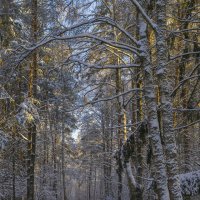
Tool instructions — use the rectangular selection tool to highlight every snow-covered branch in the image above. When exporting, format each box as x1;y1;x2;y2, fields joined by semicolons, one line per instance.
69;58;141;69
129;0;157;31
14;32;139;68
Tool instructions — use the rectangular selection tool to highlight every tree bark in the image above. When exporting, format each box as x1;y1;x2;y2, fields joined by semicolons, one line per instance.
27;0;38;199
138;16;170;200
155;0;183;199
61;116;68;200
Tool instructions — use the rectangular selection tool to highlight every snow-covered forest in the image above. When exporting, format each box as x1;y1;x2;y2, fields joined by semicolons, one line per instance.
0;0;200;199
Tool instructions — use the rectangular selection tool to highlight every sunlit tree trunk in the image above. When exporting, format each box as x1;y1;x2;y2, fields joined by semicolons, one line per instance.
138;10;170;199
27;0;38;199
178;0;195;173
0;0;14;48
116;67;123;200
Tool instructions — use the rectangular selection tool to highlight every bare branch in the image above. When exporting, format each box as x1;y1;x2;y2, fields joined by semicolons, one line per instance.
174;119;200;130
171;75;200;97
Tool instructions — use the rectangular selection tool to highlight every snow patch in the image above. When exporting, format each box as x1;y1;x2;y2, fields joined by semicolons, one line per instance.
179;170;200;196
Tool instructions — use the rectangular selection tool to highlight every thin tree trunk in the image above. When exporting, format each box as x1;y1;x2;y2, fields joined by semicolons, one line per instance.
93;167;96;200
12;113;16;200
102;110;108;198
134;9;147;199
27;1;38;199
88;153;92;200
53;121;58;199
61;117;67;200
116;67;123;200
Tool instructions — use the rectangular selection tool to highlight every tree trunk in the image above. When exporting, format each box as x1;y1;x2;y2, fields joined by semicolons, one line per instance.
116;67;123;200
178;0;195;173
12;106;16;200
27;1;38;199
61;116;68;200
138;16;170;200
155;0;183;199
